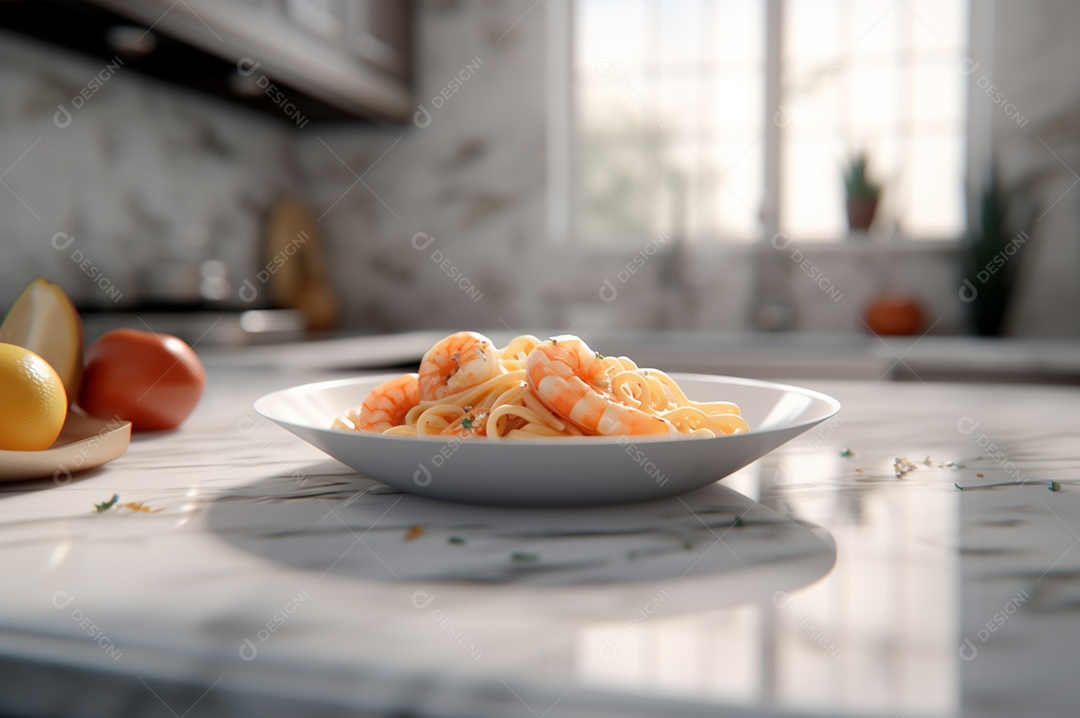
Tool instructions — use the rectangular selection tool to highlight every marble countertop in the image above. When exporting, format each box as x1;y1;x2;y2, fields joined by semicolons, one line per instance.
1;362;1079;717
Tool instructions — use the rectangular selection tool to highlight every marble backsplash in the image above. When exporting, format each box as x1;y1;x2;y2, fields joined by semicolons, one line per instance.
293;0;550;333
0;31;295;311
0;0;1065;337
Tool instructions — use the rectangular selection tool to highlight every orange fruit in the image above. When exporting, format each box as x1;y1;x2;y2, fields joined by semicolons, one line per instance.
0;343;68;451
0;277;84;405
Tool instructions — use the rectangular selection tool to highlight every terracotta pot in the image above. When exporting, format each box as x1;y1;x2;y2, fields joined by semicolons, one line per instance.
846;195;879;232
862;292;924;336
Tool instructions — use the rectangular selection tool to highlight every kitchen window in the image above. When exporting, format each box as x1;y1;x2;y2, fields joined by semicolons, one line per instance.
565;0;970;245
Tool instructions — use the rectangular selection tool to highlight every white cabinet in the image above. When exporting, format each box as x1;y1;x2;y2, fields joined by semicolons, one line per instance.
0;0;413;123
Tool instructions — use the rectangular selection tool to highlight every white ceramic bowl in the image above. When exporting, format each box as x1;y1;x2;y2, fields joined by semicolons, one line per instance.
254;374;840;506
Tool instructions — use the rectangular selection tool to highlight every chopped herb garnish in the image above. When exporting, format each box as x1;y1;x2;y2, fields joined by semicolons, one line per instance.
93;494;119;513
461;417;473;429
839;448;854;457
511;551;539;563
733;515;744;527
1049;481;1062;492
121;501;162;514
448;536;466;545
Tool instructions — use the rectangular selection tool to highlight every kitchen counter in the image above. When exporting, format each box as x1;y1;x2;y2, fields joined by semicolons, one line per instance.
1;361;1079;717
200;331;1080;384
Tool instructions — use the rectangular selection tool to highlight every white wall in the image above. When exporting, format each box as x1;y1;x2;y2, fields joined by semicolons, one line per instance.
981;0;1080;337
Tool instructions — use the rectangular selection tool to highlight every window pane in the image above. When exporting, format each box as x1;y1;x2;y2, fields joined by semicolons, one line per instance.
658;78;701;135
576;0;649;72
848;63;900;129
908;0;969;51
707;0;766;66
847;0;904;54
574;0;967;244
901;132;965;236
708;75;764;133
706;139;764;241
912;59;965;124
779;0;967;239
782;137;845;239
783;0;844;63
575;0;765;244
779;56;844;133
577;134;653;240
657;0;701;68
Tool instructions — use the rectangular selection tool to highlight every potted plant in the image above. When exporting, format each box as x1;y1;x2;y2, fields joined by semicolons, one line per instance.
843;152;882;232
961;164;1033;336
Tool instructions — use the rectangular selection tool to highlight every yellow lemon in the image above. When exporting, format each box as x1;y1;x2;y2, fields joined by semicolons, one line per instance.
0;342;68;451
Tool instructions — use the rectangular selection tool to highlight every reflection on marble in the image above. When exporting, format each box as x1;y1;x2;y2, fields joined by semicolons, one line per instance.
207;473;835;590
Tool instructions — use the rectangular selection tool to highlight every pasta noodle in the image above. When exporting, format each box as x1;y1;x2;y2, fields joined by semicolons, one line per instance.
333;332;750;439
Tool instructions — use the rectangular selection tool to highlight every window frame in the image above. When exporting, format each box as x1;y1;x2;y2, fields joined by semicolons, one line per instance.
551;0;984;251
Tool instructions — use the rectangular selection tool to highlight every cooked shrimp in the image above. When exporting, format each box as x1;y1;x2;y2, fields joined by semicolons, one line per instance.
418;331;502;401
350;373;420;432
525;337;676;437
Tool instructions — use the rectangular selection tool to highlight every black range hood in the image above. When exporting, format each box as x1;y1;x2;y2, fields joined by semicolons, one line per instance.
0;0;412;124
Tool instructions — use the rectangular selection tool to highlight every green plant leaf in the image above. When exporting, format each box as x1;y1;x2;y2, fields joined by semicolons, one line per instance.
93;494;119;513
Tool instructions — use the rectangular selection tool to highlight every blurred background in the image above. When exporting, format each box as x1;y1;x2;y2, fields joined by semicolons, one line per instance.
0;0;1077;378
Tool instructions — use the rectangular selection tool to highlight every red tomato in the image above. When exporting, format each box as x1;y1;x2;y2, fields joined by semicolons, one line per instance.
78;329;206;431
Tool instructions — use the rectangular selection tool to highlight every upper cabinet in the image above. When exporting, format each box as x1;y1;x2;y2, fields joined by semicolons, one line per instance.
0;0;413;124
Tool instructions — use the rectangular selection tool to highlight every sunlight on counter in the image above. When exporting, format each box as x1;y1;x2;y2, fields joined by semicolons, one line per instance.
576;459;959;716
